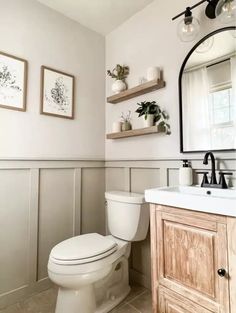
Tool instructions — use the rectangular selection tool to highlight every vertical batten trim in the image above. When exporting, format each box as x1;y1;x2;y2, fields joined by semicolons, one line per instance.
73;168;82;236
124;167;131;192
160;168;168;186
28;168;40;284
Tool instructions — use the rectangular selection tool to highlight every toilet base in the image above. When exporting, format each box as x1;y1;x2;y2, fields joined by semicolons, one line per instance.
94;255;130;312
54;254;130;313
55;285;96;313
95;286;130;313
55;284;130;313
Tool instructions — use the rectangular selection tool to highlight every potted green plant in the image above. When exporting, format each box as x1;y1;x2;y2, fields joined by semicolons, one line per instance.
107;64;129;94
120;111;132;131
136;101;171;134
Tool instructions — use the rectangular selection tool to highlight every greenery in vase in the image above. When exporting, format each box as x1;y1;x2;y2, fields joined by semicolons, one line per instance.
107;64;129;81
135;101;171;134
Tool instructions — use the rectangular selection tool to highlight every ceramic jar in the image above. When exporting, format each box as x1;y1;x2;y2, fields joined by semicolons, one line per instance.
112;80;126;94
121;122;132;131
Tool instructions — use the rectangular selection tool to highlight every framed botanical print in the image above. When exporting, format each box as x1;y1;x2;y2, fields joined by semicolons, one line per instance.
0;51;27;111
40;66;75;119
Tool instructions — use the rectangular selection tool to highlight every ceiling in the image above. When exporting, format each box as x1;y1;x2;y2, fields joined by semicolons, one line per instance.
36;0;154;35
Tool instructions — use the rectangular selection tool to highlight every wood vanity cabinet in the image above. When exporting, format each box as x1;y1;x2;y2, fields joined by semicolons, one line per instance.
150;204;236;313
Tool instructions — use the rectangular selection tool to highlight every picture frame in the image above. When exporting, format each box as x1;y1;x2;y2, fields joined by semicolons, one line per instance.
40;66;75;119
0;51;27;111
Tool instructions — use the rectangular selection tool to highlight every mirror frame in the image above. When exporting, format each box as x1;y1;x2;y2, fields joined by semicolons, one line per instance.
179;26;236;153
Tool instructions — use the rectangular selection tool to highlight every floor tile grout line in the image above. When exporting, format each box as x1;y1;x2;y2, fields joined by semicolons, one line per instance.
127;303;142;313
125;289;148;305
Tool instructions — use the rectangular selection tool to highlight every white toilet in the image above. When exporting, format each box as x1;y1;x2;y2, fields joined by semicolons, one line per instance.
48;191;149;313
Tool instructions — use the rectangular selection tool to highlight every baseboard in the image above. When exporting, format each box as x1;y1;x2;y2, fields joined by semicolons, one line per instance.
0;278;52;309
130;268;151;290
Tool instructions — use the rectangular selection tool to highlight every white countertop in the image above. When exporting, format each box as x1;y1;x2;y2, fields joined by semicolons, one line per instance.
145;186;236;217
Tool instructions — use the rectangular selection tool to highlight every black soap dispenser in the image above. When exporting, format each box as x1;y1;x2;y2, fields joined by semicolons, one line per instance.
179;160;193;186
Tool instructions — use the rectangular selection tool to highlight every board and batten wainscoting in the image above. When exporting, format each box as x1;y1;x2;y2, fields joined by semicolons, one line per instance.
105;157;236;290
1;157;235;308
0;159;105;309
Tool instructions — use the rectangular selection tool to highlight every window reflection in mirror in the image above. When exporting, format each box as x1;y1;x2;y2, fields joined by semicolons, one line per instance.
181;28;236;152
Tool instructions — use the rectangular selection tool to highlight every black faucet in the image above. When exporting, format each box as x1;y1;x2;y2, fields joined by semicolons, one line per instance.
197;151;233;189
203;152;217;184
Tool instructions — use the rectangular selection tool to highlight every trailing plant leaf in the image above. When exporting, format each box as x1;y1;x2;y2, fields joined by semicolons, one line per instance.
155;115;162;123
162;111;169;119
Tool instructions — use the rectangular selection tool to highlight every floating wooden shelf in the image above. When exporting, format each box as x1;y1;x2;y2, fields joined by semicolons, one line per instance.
106;125;164;139
107;79;166;104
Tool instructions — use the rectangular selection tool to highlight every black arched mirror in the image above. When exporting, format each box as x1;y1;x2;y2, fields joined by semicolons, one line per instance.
179;27;236;153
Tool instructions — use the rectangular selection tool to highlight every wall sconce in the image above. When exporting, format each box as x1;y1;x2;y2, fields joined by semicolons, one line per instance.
173;0;236;42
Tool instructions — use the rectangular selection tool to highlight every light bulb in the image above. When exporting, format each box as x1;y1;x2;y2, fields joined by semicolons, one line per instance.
216;0;236;24
177;16;200;42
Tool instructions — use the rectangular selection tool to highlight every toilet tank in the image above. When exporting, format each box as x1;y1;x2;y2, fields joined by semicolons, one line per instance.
105;191;149;241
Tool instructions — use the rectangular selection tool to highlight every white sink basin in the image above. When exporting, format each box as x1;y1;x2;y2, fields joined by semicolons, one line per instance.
145;186;236;217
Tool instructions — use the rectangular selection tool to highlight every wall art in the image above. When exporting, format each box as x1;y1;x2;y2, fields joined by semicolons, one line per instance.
0;51;27;111
41;66;75;119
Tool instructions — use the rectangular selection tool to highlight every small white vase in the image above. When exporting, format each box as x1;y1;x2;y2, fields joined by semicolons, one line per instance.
144;114;154;127
112;80;126;94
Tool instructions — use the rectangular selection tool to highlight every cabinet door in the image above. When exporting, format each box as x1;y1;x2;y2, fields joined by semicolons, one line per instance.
159;286;213;313
152;205;230;313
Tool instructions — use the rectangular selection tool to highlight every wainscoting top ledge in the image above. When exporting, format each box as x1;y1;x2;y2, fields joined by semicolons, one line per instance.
0;157;105;161
105;156;236;162
0;155;235;162
0;159;105;169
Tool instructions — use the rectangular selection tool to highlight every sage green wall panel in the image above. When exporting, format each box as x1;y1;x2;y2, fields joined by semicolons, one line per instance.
168;168;179;186
130;168;160;193
105;168;126;191
0;170;30;295
81;168;105;235
37;169;75;280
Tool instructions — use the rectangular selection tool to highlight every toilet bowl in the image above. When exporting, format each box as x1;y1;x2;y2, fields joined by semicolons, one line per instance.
48;191;149;313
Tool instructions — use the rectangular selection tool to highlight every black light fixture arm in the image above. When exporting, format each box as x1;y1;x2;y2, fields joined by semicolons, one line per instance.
172;0;207;20
172;0;219;21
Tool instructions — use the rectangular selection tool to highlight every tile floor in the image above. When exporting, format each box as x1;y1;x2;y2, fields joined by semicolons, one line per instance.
0;284;152;313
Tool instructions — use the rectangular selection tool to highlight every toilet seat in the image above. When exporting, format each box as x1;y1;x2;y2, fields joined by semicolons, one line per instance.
50;233;118;265
48;235;130;276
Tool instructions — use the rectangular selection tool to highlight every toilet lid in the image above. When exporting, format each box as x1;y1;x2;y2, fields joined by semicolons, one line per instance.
50;233;117;265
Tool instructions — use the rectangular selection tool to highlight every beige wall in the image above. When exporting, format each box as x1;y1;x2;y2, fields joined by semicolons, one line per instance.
0;0;105;159
105;0;235;160
0;160;105;309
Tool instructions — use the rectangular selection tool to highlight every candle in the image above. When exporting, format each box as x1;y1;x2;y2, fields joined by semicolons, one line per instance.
112;121;122;133
146;67;160;81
